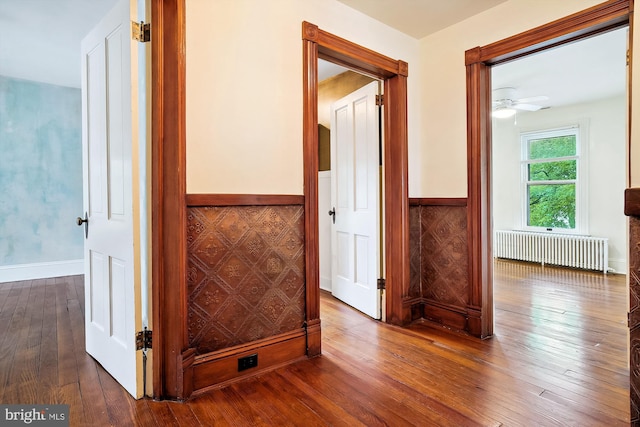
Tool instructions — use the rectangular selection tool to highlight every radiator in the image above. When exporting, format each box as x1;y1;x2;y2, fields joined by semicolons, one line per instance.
494;230;609;273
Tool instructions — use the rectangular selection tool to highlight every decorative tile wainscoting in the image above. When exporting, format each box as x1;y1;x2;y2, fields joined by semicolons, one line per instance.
629;216;640;424
187;205;305;353
183;194;470;392
409;207;422;300
625;188;640;424
185;195;307;393
409;199;470;332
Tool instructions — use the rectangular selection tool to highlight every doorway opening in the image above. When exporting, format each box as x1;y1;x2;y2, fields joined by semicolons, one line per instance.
302;22;411;356
317;60;384;319
465;0;631;338
491;28;627;277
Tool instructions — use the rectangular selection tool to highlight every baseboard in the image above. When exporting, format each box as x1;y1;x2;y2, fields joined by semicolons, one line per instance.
0;259;84;283
191;329;307;393
608;258;627;275
423;299;468;331
320;276;332;292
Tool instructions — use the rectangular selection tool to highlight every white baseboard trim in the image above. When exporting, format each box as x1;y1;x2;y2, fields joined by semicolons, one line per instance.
0;259;84;283
320;276;332;292
607;258;627;275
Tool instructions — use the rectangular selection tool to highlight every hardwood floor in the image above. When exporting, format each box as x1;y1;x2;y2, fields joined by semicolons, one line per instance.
0;260;629;426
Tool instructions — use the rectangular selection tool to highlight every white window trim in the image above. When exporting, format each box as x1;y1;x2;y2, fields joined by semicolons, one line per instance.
519;123;589;235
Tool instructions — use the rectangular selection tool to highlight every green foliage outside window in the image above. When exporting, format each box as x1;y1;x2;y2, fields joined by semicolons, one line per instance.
525;134;577;230
529;135;576;159
529;160;576;181
528;184;576;228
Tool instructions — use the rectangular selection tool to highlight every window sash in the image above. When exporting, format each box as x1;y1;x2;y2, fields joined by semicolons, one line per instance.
526;179;576;186
520;126;582;233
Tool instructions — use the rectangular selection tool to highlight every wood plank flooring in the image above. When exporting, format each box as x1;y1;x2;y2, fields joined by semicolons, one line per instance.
0;260;629;426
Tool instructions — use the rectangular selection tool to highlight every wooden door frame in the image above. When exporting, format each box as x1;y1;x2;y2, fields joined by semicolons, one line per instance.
151;0;193;400
465;0;631;338
148;9;412;399
302;22;411;349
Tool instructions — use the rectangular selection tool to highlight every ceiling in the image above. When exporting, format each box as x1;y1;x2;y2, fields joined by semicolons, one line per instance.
0;0;119;88
336;0;507;39
492;27;627;110
324;1;627;111
0;0;628;109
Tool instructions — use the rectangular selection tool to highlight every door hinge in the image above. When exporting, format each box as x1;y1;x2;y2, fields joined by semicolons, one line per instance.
377;278;386;290
627;49;631;66
376;94;384;106
132;21;151;43
136;328;152;350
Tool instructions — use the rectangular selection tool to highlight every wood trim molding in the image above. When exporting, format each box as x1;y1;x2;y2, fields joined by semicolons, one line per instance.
191;330;307;394
194;329;305;365
409;198;468;207
464;0;631;339
303;34;321;357
305;318;322;357
424;300;468;331
302;21;406;79
178;348;196;399
186;194;304;207
384;74;411;326
625;188;640;216
401;296;423;307
465;0;631;66
466;59;493;339
302;22;411;329
151;0;191;400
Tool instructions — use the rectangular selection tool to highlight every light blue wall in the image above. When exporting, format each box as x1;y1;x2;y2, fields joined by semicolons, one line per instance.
0;75;83;266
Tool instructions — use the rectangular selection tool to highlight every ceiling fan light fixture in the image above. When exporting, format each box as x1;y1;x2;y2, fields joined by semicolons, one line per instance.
492;107;516;119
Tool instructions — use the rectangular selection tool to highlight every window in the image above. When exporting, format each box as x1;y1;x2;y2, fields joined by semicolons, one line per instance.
521;127;583;232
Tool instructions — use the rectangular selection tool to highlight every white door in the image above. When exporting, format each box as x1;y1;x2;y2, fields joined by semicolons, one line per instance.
80;0;143;398
330;81;381;319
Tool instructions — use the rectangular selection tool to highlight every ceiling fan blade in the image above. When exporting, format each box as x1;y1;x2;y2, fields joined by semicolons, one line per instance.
516;95;548;103
514;103;542;111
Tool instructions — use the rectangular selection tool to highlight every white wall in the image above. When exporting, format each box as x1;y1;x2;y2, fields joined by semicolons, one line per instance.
186;0;640;197
418;0;606;197
318;171;332;291
493;95;627;272
186;0;420;195
185;0;640;272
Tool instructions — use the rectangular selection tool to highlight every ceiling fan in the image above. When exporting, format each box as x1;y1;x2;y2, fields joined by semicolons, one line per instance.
492;87;549;118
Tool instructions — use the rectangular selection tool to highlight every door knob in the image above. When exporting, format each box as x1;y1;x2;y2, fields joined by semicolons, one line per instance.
76;212;89;238
328;207;336;224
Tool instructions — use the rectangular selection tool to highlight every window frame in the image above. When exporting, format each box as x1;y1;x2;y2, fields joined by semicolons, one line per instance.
520;125;587;234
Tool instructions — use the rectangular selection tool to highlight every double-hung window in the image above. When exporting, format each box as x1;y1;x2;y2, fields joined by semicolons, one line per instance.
521;127;582;233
